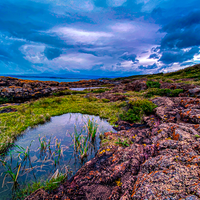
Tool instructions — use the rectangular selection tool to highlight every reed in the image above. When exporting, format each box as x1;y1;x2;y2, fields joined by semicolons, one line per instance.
86;118;98;140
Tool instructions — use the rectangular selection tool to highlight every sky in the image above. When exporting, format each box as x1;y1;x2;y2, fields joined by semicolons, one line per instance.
1;0;200;77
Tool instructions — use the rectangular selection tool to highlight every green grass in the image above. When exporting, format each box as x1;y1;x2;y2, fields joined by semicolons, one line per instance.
15;174;67;199
53;88;110;97
115;138;130;147
0;95;124;153
53;89;88;96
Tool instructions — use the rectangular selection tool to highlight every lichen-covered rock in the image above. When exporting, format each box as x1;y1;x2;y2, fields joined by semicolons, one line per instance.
125;80;147;92
26;97;200;200
189;87;200;97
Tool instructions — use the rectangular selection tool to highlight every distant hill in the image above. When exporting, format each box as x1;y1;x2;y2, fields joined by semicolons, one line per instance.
112;64;200;81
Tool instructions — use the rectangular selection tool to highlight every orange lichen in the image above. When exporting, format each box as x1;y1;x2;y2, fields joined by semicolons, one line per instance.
115;178;122;186
194;124;200;129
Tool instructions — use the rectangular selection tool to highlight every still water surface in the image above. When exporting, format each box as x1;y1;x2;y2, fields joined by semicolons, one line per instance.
0;113;115;199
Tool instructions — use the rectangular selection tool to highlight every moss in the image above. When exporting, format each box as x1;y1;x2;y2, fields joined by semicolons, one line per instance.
0;95;124;153
102;98;110;103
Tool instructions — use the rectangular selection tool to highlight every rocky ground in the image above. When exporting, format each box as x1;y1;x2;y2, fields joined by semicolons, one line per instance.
96;79;200;101
1;76;200;103
26;96;200;200
1;70;200;200
0;77;109;102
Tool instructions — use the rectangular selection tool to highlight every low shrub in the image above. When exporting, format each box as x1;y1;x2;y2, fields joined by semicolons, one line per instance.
145;88;183;98
0;97;10;104
146;81;161;88
120;99;157;123
53;90;87;96
169;89;184;97
91;88;110;93
166;79;174;83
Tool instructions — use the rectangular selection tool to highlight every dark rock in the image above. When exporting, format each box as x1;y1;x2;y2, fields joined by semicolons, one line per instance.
0;108;17;114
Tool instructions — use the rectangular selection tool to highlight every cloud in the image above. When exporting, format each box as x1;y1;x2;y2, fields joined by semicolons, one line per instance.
44;47;62;60
120;52;138;63
111;22;135;32
149;53;159;59
139;63;158;70
108;0;127;7
159;47;200;64
1;0;200;76
51;27;113;44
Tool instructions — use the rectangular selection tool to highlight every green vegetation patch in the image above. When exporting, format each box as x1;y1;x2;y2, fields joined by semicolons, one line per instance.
15;174;66;199
145;88;184;98
53;88;110;97
146;81;161;88
0;95;124;153
53;89;88;96
0;97;10;104
112;64;200;82
91;88;110;93
120;99;157;123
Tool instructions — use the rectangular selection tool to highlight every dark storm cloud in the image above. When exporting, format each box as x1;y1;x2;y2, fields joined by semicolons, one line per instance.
149;54;159;59
159;10;200;47
44;47;62;60
150;7;200;67
139;63;158;70
1;0;200;75
120;53;137;62
159;47;200;64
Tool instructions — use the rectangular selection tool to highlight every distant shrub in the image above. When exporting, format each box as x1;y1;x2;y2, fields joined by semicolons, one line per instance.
146;81;161;88
120;99;157;122
0;97;10;104
145;88;183;98
166;79;174;83
85;94;98;102
53;90;87;96
169;89;184;97
91;88;110;93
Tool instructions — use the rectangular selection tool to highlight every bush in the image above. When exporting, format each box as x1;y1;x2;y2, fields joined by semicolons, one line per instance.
53;90;87;96
145;88;183;98
91;88;110;93
120;99;157;123
146;81;161;88
0;97;10;104
120;107;141;122
166;79;174;83
169;89;184;97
